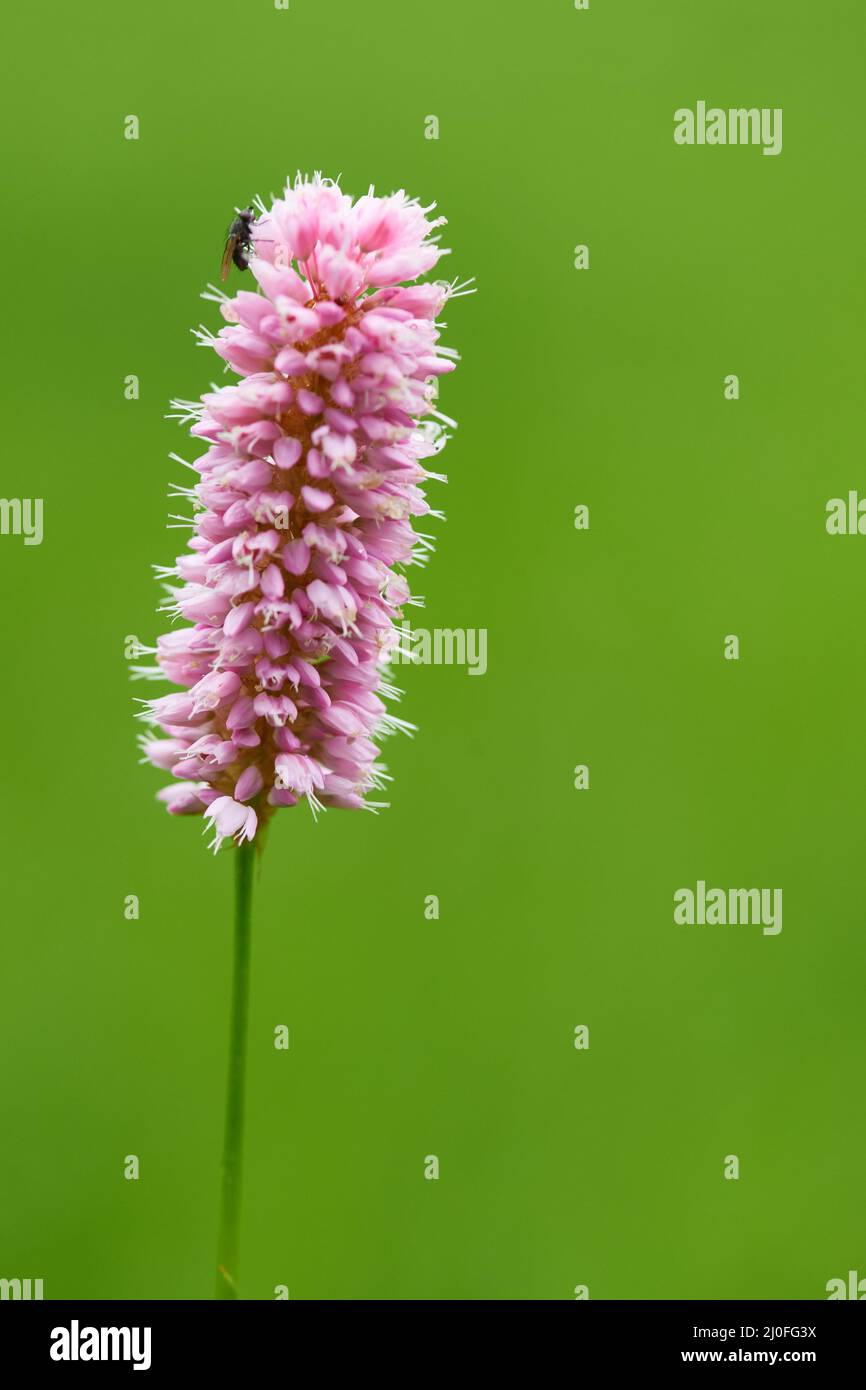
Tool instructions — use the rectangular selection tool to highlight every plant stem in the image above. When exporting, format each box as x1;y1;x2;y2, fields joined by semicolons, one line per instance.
215;840;255;1299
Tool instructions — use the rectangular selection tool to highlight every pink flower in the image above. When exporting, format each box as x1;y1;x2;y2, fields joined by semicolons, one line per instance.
203;797;258;853
139;174;470;848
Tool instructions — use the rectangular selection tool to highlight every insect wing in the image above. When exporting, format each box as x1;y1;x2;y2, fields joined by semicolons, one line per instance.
220;233;237;282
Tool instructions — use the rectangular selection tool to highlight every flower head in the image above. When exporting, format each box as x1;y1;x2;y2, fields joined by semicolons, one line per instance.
138;174;468;849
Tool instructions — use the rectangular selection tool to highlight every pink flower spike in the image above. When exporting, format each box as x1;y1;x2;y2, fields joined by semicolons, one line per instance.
139;172;467;848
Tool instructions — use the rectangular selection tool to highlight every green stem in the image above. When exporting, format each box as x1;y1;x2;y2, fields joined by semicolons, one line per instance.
215;840;255;1299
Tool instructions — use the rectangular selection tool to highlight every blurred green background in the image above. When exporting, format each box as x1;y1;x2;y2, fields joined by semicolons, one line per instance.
1;0;864;1300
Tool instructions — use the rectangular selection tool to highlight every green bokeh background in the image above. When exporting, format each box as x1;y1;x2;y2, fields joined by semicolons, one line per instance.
1;0;864;1300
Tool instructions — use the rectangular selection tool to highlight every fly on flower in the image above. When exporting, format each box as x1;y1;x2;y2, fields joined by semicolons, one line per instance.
220;207;256;281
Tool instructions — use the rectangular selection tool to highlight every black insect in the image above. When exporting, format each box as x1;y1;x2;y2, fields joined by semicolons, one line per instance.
220;208;255;281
